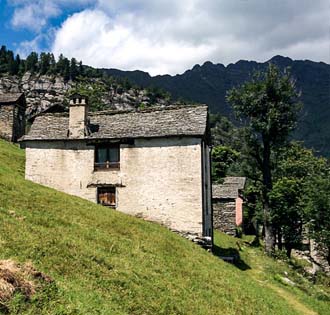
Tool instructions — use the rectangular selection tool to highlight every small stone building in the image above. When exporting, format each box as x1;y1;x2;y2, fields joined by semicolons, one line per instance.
212;177;246;236
20;95;213;242
0;93;26;142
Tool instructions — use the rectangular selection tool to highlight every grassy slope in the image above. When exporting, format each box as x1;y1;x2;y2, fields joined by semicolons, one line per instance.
0;139;328;315
214;233;330;315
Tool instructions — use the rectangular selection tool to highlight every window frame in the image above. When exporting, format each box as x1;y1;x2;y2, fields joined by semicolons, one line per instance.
94;143;120;171
97;186;116;208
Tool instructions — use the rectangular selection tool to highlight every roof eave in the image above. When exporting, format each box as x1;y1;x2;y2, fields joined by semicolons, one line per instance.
20;133;206;142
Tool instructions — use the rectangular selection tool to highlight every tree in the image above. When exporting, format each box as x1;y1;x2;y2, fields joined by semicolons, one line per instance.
227;64;302;254
48;53;56;75
270;143;327;257
7;50;16;75
25;52;39;73
67;79;107;111
0;45;8;73
306;163;330;265
62;57;70;81
56;53;70;79
39;52;51;75
210;114;240;146
78;61;84;77
70;58;78;80
211;146;239;184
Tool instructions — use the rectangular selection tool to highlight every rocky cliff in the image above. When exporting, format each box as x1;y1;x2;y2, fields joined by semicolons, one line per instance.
0;73;171;118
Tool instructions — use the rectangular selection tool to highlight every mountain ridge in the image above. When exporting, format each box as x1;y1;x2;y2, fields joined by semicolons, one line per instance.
103;56;330;156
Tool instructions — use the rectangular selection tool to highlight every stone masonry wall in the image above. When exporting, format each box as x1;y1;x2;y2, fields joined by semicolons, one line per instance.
0;105;14;141
25;137;203;235
213;199;236;236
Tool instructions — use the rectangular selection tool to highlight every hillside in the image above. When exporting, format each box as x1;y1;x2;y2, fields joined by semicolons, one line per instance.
104;56;330;156
0;139;329;314
0;73;171;119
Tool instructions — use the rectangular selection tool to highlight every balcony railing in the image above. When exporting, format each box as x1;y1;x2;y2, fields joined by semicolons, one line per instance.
94;161;120;171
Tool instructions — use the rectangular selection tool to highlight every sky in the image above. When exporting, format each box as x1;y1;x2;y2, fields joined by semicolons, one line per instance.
0;0;329;76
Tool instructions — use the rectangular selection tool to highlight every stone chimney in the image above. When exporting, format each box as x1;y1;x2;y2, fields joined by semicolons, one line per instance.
68;93;89;138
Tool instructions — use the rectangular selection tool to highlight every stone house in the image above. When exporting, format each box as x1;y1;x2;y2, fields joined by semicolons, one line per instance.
20;94;213;243
0;93;26;142
212;177;246;236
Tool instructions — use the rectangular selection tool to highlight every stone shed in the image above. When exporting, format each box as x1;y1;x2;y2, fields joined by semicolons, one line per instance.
212;177;246;236
0;93;26;142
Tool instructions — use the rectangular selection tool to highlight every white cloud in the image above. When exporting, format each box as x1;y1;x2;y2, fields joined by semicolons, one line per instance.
11;2;59;31
52;9;217;75
10;0;95;31
9;0;330;74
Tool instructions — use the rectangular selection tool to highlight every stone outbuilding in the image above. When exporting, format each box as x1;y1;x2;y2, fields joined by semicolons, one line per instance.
212;177;246;236
0;93;26;142
20;94;213;244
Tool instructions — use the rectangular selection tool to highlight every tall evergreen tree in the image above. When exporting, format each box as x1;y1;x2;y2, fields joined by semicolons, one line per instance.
78;61;84;77
70;58;78;80
39;52;51;75
25;52;39;73
6;50;16;75
48;53;56;75
0;45;8;73
62;57;70;81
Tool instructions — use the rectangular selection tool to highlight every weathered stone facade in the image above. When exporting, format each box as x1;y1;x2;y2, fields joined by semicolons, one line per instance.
25;137;205;235
0;93;26;142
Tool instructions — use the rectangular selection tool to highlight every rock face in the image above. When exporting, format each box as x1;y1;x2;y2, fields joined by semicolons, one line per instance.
0;73;69;118
0;73;170;118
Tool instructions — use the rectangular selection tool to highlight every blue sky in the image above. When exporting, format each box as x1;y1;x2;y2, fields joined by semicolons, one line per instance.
0;0;329;75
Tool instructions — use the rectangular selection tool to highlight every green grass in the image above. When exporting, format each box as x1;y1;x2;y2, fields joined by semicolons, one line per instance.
214;233;330;315
0;139;329;315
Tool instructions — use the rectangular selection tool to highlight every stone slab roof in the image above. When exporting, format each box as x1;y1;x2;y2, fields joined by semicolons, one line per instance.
212;177;246;199
0;93;24;104
223;177;246;190
213;185;238;199
21;105;208;141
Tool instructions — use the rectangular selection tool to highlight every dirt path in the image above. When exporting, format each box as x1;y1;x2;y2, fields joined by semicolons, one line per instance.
267;284;318;315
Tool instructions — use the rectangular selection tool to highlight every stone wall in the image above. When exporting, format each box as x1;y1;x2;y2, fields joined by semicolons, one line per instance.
213;199;237;236
0;105;14;141
25;137;204;235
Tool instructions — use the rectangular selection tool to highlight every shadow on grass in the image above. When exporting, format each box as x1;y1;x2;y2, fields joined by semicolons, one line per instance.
212;244;251;271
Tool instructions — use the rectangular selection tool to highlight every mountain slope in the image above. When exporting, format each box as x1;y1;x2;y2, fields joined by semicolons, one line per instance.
0;139;328;314
104;56;330;156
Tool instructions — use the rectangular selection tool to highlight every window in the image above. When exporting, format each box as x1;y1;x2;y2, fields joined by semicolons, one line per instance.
97;187;116;208
95;143;120;170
